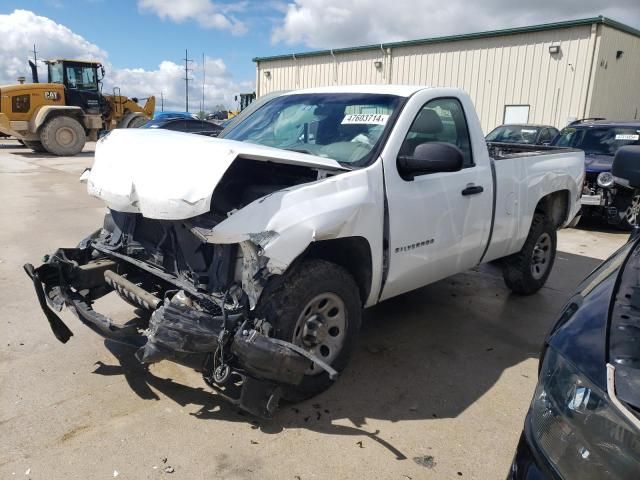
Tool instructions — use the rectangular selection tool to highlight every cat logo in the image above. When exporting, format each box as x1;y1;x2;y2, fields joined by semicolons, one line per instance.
44;91;59;100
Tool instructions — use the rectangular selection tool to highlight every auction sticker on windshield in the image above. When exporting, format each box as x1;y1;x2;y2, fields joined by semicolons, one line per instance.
342;114;389;125
616;134;640;141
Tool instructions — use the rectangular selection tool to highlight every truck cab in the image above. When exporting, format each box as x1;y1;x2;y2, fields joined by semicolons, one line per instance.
45;59;107;116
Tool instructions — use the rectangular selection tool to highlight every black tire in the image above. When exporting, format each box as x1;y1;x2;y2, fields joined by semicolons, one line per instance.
255;259;362;402
613;190;640;231
22;140;47;153
126;115;148;128
502;213;556;295
40;116;86;156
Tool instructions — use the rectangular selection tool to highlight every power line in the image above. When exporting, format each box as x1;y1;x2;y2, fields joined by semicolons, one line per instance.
182;49;194;112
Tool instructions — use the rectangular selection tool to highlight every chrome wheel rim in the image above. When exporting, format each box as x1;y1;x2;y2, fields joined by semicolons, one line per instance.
531;233;551;280
625;195;640;226
293;292;346;376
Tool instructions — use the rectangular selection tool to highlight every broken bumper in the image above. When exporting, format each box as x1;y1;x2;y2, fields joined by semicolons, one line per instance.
23;247;335;417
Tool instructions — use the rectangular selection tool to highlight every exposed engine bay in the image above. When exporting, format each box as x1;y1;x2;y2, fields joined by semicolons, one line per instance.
24;157;339;418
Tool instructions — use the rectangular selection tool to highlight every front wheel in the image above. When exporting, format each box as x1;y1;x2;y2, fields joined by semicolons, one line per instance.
255;259;362;402
502;213;556;295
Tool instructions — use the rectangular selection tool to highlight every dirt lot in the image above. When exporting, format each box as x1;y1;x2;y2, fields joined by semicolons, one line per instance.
0;139;629;479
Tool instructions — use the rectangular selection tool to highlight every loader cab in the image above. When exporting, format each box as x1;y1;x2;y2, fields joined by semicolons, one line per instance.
46;60;106;115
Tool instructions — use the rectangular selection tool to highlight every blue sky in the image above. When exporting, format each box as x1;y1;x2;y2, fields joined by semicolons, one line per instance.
3;0;290;81
1;0;639;110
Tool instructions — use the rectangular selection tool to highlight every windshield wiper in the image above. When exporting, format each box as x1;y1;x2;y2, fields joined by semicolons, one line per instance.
283;148;312;155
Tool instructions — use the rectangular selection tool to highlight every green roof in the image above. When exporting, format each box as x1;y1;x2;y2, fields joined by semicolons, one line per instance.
253;16;640;63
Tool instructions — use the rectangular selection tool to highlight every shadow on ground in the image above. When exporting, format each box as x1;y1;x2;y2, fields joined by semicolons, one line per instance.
92;251;604;460
9;150;94;158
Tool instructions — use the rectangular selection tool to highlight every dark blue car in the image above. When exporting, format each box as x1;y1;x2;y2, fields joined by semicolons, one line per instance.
508;146;640;479
552;121;640;229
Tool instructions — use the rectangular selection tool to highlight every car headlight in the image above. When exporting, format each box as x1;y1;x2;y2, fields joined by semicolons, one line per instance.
597;172;614;188
530;348;640;479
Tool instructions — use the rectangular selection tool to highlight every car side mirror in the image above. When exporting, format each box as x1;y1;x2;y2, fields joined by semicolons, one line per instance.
612;146;640;189
397;142;464;180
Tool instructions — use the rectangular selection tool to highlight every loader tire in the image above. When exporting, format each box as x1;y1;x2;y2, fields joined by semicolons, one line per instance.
255;259;362;402
40;116;86;156
126;116;148;128
23;140;47;153
502;213;556;295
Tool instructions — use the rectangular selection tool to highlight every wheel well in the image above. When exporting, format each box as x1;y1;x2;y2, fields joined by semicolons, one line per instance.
38;110;84;131
302;237;372;305
535;190;570;228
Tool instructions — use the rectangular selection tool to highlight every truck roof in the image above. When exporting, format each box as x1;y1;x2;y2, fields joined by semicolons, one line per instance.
568;121;640;129
287;84;430;97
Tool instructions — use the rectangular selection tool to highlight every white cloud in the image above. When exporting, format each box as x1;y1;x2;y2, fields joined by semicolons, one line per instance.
137;0;247;34
0;10;252;112
109;57;254;112
0;9;107;84
271;0;640;48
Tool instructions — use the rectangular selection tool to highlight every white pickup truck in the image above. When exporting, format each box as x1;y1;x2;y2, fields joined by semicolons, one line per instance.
24;85;584;416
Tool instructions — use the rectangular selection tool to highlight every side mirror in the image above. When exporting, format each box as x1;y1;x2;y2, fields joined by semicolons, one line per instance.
612;146;640;189
397;142;464;180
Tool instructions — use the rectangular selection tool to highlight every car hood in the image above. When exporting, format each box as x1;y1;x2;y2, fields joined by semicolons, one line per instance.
87;129;347;220
547;239;638;393
584;153;614;173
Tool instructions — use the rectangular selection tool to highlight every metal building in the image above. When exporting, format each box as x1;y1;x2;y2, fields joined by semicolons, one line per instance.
254;17;640;132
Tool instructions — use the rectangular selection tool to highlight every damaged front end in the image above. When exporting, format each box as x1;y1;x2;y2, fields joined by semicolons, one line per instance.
24;210;336;418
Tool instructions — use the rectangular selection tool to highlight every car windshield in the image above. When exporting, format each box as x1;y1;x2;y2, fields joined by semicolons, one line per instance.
222;93;404;165
486;125;541;144
552;126;640;155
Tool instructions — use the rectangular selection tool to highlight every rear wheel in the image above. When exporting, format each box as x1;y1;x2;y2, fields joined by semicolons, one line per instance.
23;140;47;153
614;191;640;230
255;259;361;401
502;213;556;295
40;116;86;156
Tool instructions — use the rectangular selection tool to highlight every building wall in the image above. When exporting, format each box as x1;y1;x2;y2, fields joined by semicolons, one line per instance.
256;25;599;132
588;25;640;120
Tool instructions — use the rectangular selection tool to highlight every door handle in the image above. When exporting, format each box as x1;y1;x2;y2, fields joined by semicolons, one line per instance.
461;185;484;196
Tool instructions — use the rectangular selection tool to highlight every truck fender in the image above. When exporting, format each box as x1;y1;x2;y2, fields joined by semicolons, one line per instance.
195;168;384;308
31;106;84;132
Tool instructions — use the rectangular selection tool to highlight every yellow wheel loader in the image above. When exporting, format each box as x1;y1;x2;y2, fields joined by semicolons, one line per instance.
0;59;155;155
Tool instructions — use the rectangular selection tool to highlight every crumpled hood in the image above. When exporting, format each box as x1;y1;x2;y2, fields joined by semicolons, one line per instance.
87;129;346;220
584;153;614;173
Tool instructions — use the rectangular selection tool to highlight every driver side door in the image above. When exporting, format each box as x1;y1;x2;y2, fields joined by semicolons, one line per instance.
380;91;493;300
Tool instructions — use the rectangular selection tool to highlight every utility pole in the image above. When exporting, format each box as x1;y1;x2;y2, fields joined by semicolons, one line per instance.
160;91;164;112
32;44;38;64
182;49;193;112
201;53;206;118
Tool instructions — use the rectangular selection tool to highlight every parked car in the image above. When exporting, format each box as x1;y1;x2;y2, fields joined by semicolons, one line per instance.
207;111;229;121
551;121;640;229
486;124;560;145
23;85;584;417
153;111;199;121
508;146;640;480
140;117;223;137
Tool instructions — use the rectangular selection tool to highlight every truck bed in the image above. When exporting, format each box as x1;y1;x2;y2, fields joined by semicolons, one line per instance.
487;142;580;160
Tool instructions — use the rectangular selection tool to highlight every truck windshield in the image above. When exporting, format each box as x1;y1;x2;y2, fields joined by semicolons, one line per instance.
222;93;403;165
552;127;640;155
486;125;541;144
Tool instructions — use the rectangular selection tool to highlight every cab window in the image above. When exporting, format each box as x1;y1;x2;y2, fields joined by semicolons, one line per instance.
65;66;98;91
400;98;473;167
